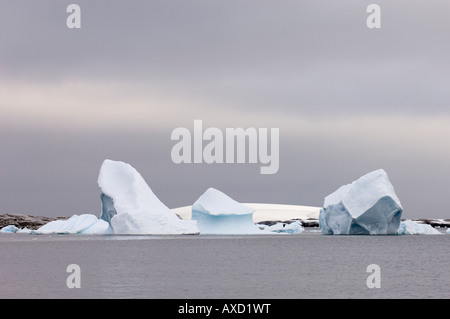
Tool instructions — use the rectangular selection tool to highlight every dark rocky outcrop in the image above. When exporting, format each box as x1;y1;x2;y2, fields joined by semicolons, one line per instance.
0;214;68;230
257;218;319;228
408;218;450;228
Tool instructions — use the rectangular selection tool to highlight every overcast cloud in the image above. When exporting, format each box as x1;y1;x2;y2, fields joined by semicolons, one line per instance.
0;1;449;218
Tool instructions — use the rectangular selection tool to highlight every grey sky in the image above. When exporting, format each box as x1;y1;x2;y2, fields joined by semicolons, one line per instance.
0;1;449;218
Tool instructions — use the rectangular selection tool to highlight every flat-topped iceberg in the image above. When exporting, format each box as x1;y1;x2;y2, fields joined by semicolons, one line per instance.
319;169;403;235
34;214;113;235
192;188;264;234
396;220;441;235
98;159;198;235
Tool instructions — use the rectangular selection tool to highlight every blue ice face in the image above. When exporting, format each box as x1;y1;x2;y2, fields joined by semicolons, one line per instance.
100;193;117;224
320;196;402;235
192;209;262;235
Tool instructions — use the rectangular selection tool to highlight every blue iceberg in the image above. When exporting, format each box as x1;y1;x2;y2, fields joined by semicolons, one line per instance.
0;225;31;234
0;225;20;233
319;169;403;235
192;188;264;234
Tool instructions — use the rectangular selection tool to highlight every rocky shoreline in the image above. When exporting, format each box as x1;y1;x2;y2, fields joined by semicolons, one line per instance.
257;218;320;227
257;218;450;228
0;214;68;230
2;213;449;231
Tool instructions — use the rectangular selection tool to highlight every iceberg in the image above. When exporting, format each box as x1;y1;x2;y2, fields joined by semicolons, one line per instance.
263;221;305;234
34;214;113;235
17;227;32;234
319;169;403;235
81;217;114;235
447;228;450;234
0;225;19;233
191;188;264;234
0;224;32;234
98;159;198;235
396;220;441;235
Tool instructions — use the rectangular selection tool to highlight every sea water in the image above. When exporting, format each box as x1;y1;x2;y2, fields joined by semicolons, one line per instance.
0;229;448;299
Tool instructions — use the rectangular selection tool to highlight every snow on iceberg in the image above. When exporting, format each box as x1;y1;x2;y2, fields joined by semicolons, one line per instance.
319;169;403;235
97;159;198;235
396;220;441;235
34;214;113;235
191;188;264;234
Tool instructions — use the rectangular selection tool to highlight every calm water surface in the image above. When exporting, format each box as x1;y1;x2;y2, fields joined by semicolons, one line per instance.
0;229;449;298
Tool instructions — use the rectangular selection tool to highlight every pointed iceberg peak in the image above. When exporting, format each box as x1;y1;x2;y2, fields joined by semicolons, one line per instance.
192;188;263;234
98;159;171;223
97;159;199;235
320;169;403;235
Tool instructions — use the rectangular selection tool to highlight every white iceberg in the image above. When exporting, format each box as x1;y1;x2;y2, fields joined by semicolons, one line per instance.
81;217;114;235
191;188;264;234
17;227;32;234
263;221;305;234
34;214;113;235
319;169;403;235
98;159;198;235
396;220;441;235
